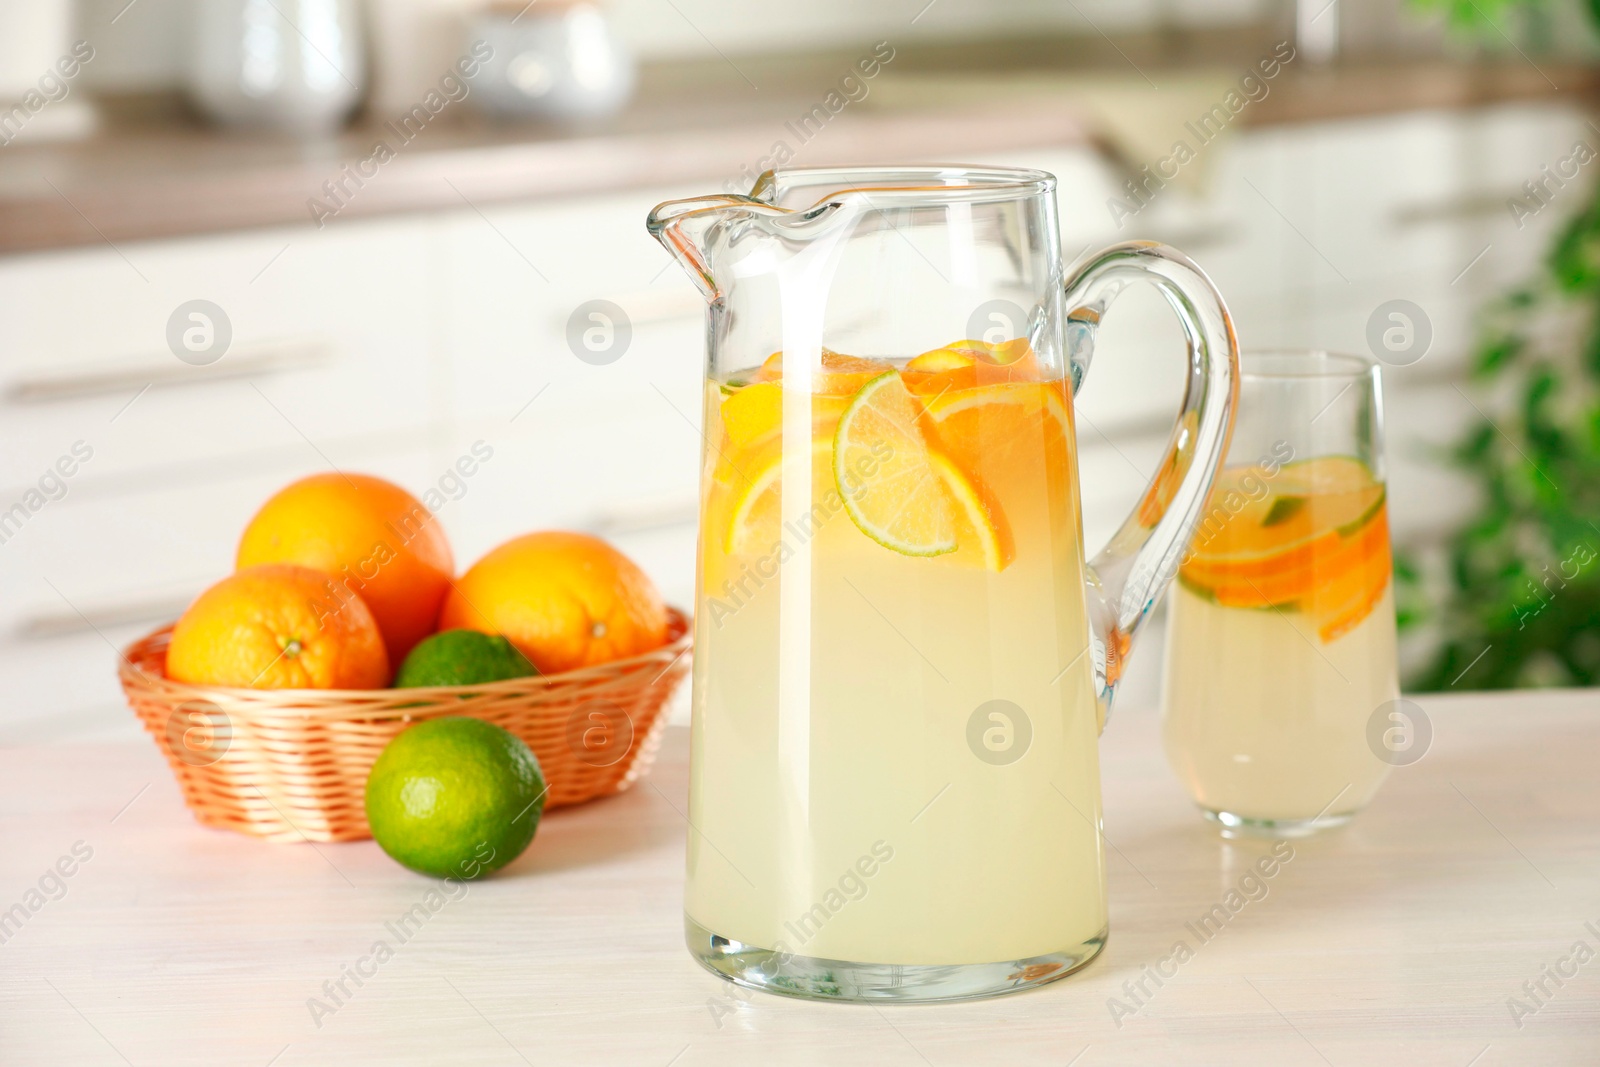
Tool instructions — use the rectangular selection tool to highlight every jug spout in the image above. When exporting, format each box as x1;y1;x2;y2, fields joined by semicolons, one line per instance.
646;194;765;303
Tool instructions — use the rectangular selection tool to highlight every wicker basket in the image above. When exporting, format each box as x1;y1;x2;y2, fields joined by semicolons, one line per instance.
119;608;691;843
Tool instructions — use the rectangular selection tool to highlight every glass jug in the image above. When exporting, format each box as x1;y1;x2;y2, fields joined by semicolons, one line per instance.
647;165;1238;1002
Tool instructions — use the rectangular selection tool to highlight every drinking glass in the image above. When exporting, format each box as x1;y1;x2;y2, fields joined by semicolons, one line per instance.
1162;350;1398;837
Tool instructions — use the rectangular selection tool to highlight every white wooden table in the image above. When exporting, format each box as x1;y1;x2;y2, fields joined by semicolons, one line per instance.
2;689;1596;1065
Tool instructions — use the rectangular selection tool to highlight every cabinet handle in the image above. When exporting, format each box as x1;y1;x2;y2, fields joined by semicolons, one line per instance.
15;592;194;640
4;340;330;405
556;289;702;331
1393;193;1511;228
585;495;699;536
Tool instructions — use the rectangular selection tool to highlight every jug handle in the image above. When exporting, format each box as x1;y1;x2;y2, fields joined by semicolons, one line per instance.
1062;241;1239;733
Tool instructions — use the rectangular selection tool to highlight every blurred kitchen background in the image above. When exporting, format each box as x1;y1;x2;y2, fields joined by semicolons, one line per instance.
3;0;1597;741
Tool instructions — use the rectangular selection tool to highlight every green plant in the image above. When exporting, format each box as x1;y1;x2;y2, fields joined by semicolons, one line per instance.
1401;188;1600;689
1412;0;1549;32
1397;0;1600;689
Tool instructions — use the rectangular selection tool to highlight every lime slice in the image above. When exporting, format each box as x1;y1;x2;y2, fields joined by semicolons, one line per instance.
834;372;957;557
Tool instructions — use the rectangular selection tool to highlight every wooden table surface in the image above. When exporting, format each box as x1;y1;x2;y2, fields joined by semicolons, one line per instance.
2;689;1597;1065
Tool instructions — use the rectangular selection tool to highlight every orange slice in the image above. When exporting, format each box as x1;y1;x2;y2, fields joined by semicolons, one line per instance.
923;379;1072;437
1179;456;1392;639
902;337;1048;395
754;348;893;396
905;348;977;375
923;379;1075;504
930;451;1014;571
1307;512;1392;642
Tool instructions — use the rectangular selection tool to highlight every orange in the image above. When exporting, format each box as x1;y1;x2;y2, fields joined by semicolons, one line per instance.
166;564;390;689
438;532;668;675
237;473;454;664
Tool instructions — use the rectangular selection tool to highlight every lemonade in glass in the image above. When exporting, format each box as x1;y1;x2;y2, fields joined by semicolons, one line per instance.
690;343;1104;970
1162;352;1398;836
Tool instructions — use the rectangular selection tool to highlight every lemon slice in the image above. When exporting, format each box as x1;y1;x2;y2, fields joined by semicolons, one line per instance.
719;381;853;452
721;381;783;449
724;437;831;556
834;371;957;558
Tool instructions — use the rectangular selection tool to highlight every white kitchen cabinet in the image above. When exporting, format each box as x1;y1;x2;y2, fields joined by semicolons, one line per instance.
0;217;441;489
437;185;706;421
1267;103;1589;352
436;184;710;606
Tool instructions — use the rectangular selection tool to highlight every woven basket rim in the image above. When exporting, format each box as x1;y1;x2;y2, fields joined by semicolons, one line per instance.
119;606;693;835
120;605;691;706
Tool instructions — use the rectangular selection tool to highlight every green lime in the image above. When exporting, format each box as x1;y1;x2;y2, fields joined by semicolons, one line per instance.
365;717;547;879
394;630;537;688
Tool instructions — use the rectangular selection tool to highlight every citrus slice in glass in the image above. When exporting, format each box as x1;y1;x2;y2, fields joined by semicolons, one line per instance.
1184;457;1385;584
1307;512;1391;642
723;437;831;556
929;451;1015;571
1179;456;1392;637
834;371;958;558
902;337;1046;395
755;348;893;396
719;380;852;452
923;379;1074;500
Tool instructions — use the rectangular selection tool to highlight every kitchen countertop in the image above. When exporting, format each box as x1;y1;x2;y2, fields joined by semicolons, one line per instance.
3;688;1597;1065
2;33;1597;255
